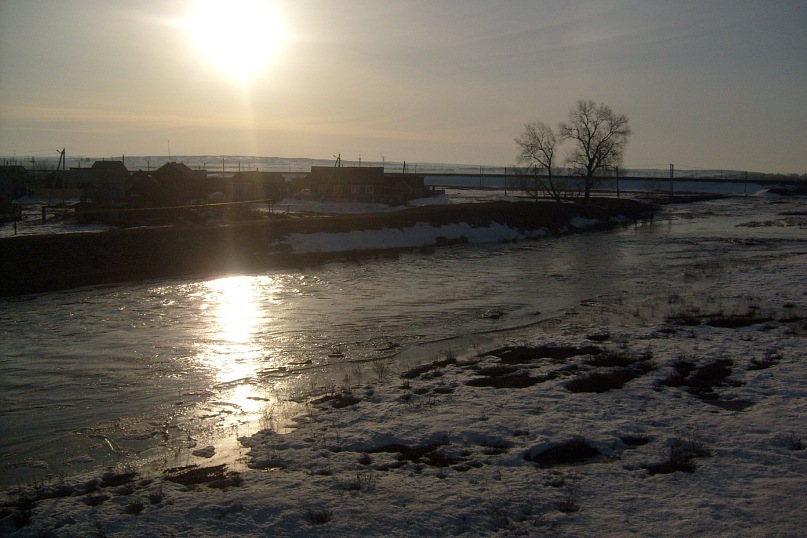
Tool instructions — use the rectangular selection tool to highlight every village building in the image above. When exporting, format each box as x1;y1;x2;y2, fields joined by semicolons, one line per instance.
203;171;287;203
301;166;436;205
47;160;130;202
0;166;27;221
229;171;287;202
86;161;129;202
0;165;29;198
151;162;206;204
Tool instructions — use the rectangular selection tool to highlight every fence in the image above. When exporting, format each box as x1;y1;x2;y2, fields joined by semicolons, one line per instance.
0;198;284;237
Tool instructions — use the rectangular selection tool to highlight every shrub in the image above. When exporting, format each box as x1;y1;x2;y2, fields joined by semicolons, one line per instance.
100;470;138;488
147;486;164;505
214;501;244;519
124;498;145;515
208;474;244;490
555;483;580;513
654;358;696;389
587;350;650;368
565;365;650;393
490;345;603;364
705;312;772;328
686;359;739;397
307;508;334;525
371;359;388;381
667;312;701;326
524;438;600;466
82;494;110;507
643;435;712;475
401;354;457;379
619;434;650;447
467;371;543;389
480;438;513;455
338;470;376;491
777;432;805;451
485;497;512;531
748;353;780;371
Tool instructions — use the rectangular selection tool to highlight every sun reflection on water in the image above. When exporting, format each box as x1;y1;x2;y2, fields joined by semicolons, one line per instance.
185;275;308;451
197;275;275;381
194;274;282;429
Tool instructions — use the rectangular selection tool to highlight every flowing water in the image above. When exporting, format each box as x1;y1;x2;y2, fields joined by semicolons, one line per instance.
1;195;804;487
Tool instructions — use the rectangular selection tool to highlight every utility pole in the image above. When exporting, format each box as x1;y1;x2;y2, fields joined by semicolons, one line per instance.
669;164;674;200
62;148;67;206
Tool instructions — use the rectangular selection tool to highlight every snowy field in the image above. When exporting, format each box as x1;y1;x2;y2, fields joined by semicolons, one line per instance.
2;245;805;536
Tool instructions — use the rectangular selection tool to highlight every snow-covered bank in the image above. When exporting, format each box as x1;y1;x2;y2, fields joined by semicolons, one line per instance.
272;197;636;256
3;251;805;537
0;199;651;297
281;221;546;254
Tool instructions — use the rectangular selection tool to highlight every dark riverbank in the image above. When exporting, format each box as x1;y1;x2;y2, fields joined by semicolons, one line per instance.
0;199;652;297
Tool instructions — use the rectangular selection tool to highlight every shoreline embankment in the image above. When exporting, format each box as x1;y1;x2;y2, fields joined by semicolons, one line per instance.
0;199;652;297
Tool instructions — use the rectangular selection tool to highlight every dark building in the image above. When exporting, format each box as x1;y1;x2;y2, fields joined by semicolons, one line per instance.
150;162;206;204
230;171;287;202
0;165;29;200
57;161;130;202
302;166;435;205
0;171;17;221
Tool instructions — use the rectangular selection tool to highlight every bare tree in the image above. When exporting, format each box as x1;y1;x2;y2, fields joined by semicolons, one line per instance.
516;121;556;177
514;121;579;202
558;100;631;199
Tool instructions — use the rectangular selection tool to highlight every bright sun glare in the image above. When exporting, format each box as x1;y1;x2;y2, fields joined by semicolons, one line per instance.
184;0;285;83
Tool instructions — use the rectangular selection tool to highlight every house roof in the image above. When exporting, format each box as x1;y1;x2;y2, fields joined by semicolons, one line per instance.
306;166;385;183
153;162;195;181
90;160;129;182
91;160;128;172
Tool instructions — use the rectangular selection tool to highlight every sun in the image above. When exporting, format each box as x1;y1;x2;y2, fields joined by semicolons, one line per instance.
184;0;285;83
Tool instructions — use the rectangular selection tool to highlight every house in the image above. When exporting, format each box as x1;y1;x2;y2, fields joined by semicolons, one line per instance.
62;168;95;191
0;169;18;221
0;165;29;200
56;161;130;202
0;166;31;222
302;166;435;205
230;171;287;202
91;161;129;201
150;162;206;204
78;161;129;202
127;171;170;206
124;162;204;211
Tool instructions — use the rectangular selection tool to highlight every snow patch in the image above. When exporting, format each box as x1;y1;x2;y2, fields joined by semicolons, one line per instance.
283;221;532;253
570;216;602;229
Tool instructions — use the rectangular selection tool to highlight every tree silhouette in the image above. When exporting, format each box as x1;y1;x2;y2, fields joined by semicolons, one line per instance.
514;121;572;202
558;100;631;199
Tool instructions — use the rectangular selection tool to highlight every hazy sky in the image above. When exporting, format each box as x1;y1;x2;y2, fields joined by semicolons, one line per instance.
1;0;805;172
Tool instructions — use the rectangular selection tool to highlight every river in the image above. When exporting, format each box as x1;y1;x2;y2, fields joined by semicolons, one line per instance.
1;194;804;488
